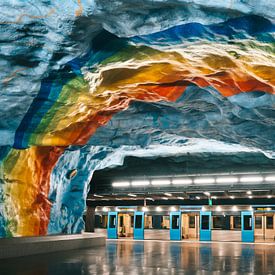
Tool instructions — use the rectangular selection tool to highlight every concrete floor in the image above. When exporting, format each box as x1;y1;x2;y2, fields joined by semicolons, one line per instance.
1;240;275;274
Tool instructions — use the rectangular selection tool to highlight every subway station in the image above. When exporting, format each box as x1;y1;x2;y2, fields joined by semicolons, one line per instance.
0;1;275;274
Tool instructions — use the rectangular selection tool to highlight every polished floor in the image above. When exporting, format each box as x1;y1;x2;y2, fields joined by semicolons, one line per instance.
1;240;275;274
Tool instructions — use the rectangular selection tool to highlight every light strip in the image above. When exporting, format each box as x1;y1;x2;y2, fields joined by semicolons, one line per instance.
128;193;137;197
93;194;103;198
265;175;275;182
240;176;263;183
112;181;130;187
151;179;170;186
131;180;150;186
172;178;192;185
216;177;238;183
164;192;172;197
194;177;215;184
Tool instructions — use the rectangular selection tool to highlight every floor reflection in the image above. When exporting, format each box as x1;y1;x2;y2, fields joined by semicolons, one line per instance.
1;240;275;274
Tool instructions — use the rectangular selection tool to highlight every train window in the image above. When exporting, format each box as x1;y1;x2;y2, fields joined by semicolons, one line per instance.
243;215;252;230
189;216;195;228
109;215;116;228
255;216;262;229
172;215;179;229
201;215;209;230
135;215;142;229
266;216;274;229
233;216;241;229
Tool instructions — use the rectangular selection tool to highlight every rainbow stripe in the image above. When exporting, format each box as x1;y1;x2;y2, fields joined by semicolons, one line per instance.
0;15;274;236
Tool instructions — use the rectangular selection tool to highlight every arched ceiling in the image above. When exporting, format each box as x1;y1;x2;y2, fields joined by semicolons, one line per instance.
0;0;274;237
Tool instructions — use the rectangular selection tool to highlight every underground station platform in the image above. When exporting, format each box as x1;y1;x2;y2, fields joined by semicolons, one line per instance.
1;1;275;274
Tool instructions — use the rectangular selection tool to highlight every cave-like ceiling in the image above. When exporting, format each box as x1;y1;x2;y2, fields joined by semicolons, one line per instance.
0;1;274;237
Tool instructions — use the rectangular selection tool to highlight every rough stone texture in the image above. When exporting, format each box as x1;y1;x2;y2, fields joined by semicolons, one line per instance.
0;1;274;237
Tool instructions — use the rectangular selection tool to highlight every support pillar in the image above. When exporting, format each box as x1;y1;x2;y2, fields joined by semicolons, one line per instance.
85;206;95;232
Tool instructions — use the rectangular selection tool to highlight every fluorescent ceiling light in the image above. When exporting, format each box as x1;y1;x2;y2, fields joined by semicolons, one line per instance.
145;197;154;201
216;177;238;183
102;207;109;212
240;176;263;183
194;177;215;184
248;196;253;199
94;194;103;198
204;192;211;196
172;178;192;185
232;206;238;212
265;175;275;182
230;196;235;199
196;196;200;200
142;207;148;212
211;196;217;199
151;179;170;186
246;190;252;195
216;206;222;211
164;192;172;197
161;197;169;200
131;180;150;186
128;193;137;197
112;181;130;187
267;195;272;199
177;196;184;200
170;206;177;211
156;206;162;212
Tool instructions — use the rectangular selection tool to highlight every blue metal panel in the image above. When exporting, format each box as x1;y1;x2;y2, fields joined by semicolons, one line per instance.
134;211;144;240
241;211;254;242
200;211;212;241
107;212;118;239
170;211;181;240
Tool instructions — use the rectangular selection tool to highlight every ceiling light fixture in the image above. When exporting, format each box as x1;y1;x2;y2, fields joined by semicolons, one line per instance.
216;177;238;183
267;195;272;199
240;176;263;183
248;195;253;199
164;192;172;197
128;193;137;197
102;207;109;212
232;206;238;212
112;181;130;187
131;180;150;186
170;206;177;211
204;192;211;196
172;178;192;185
145;197;154;201
246;190;252;195
142;206;149;212
93;194;103;198
265;175;275;182
161;197;169;200
230;196;235;199
151;179;171;186
211;196;217;199
177;196;185;200
194;178;215;184
216;206;222;211
196;196;200;200
156;206;162;212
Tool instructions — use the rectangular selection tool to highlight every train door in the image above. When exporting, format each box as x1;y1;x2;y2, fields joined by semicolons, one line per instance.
134;211;144;240
107;211;118;239
170;211;181;240
118;212;134;238
241;211;254;242
200;211;211;241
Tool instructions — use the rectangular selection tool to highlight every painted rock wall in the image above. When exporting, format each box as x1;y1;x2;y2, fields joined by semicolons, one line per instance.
0;1;274;237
